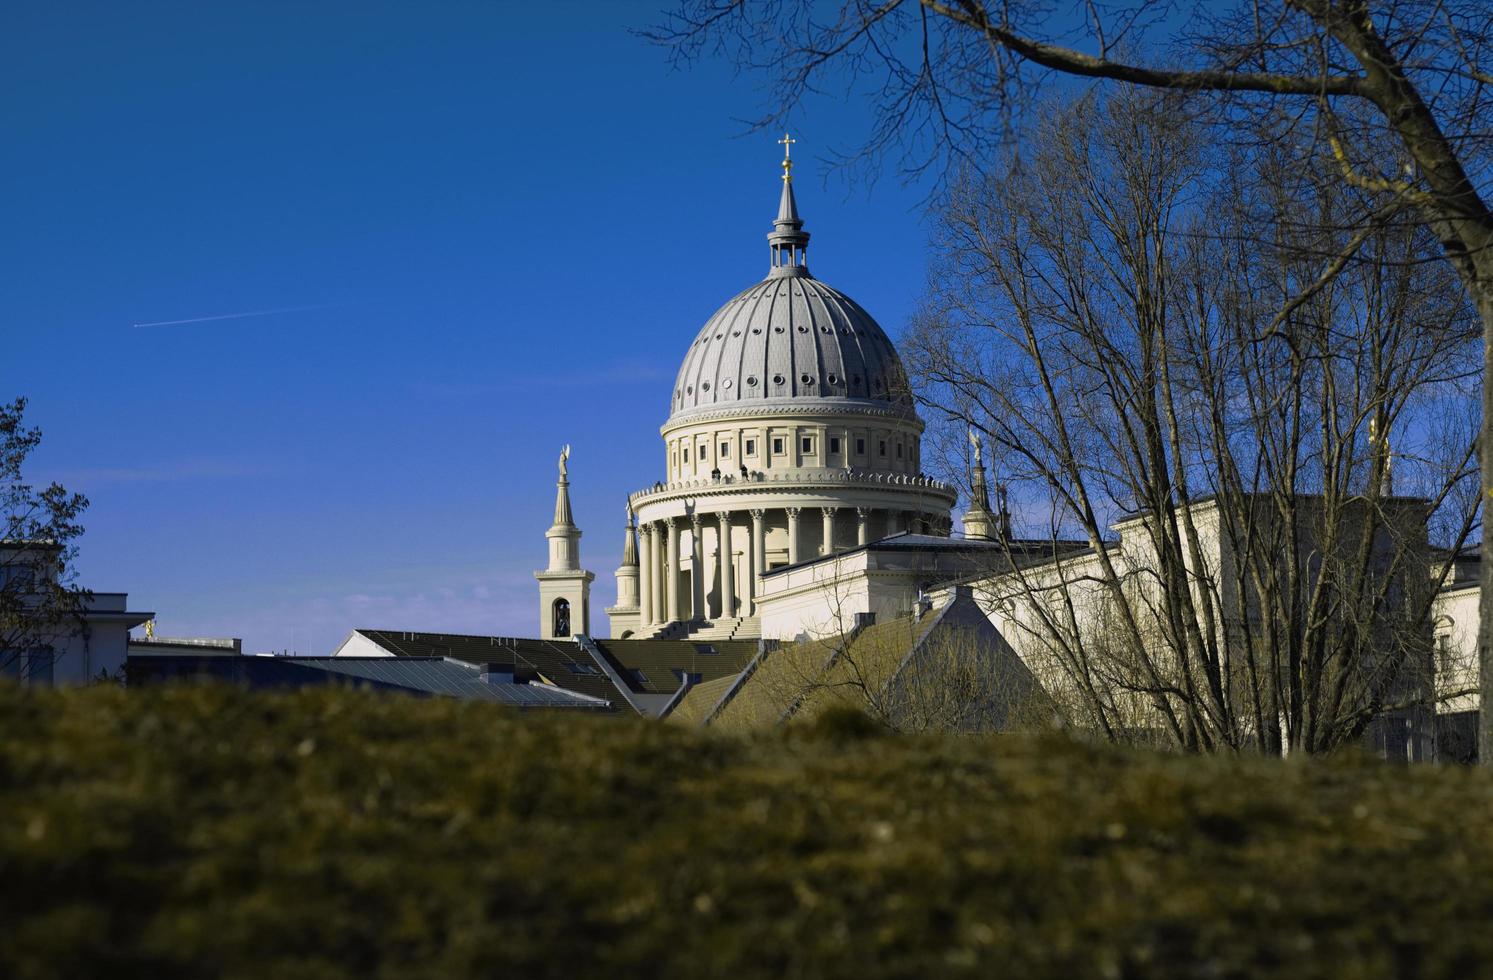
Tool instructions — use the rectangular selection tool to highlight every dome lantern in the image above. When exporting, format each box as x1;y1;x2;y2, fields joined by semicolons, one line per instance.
768;133;810;277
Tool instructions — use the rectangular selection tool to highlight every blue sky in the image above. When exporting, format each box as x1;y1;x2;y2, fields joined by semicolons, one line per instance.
3;1;940;653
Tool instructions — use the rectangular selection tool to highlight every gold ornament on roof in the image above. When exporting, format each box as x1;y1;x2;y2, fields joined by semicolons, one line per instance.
778;132;796;182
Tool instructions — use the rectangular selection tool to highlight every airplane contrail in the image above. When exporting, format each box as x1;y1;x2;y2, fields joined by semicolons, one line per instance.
132;303;340;328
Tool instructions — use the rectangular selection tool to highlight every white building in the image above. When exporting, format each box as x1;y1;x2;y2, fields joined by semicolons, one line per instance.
537;141;1486;757
2;542;152;685
608;138;957;642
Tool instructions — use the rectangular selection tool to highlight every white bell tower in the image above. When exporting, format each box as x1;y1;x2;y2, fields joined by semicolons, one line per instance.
534;445;594;639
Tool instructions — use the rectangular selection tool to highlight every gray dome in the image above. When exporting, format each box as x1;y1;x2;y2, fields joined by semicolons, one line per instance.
668;274;913;424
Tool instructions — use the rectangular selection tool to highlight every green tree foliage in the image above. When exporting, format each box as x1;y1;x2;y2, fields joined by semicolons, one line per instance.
1;397;90;676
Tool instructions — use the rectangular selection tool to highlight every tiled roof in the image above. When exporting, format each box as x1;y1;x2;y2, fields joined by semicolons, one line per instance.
349;631;760;715
355;631;624;706
707;593;1047;733
709;615;938;733
665;675;739;727
590;639;758;695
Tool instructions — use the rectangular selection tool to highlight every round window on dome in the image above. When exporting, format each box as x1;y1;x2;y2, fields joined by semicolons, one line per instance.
753;328;762;335
701;382;711;391
723;379;733;390
732;330;741;337
772;374;785;386
746;376;758;387
715;333;723;340
774;326;784;334
840;328;852;335
797;326;808;333
801;374;814;385
687;385;694;394
820;326;831;334
827;373;838;384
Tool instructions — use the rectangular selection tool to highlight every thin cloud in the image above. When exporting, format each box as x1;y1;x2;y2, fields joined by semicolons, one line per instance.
132;303;341;328
46;459;275;484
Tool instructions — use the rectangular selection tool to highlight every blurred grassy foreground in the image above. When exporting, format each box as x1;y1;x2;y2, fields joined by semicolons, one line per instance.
4;684;1493;980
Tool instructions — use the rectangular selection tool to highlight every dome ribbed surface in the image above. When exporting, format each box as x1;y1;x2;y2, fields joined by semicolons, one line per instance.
669;275;912;423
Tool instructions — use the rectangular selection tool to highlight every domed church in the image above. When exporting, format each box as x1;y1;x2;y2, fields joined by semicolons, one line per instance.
536;137;999;644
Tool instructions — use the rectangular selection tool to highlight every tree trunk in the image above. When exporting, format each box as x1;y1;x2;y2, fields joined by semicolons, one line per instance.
1479;281;1493;765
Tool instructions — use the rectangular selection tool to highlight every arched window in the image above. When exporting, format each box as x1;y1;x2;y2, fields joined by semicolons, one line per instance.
553;598;571;638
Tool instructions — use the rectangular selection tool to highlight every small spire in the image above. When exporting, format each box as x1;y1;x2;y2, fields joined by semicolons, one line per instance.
621;505;638;567
552;444;575;527
768;133;810;277
963;427;998;541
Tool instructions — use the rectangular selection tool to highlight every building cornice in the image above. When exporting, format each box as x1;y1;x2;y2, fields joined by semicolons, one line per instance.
660;399;923;436
628;469;957;511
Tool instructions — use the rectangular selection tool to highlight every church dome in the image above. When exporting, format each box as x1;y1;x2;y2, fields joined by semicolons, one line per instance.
668;275;913;424
667;151;914;426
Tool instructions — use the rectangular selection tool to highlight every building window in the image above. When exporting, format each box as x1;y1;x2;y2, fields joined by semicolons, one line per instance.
25;649;53;686
683;447;690;463
801;436;814;454
553;598;572;638
829;436;841;454
745;438;757;456
700;443;709;459
879;440;887;456
896;443;904;459
856;438;865;455
720;442;730;459
772;437;785;455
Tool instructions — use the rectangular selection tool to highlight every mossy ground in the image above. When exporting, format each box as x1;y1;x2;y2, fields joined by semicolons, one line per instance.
3;683;1492;979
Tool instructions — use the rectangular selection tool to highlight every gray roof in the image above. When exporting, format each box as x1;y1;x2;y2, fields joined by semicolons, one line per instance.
668;179;915;425
286;657;611;707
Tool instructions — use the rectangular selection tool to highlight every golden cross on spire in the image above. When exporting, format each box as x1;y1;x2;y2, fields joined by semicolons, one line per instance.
779;132;796;182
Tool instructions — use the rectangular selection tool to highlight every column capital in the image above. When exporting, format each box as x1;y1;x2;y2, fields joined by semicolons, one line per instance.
717;510;732;525
856;506;871;518
820;505;839;516
785;506;802;519
748;508;766;521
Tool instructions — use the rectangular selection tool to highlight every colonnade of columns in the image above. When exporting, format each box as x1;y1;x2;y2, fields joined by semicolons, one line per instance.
634;505;945;629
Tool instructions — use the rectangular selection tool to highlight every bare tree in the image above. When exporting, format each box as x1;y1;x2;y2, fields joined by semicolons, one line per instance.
650;0;1493;756
904;91;1478;754
1;398;91;679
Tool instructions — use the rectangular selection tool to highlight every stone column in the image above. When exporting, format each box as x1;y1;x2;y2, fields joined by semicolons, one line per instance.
666;518;682;623
718;511;735;619
638;523;653;626
748;508;766;616
659;525;671;624
690;514;706;620
786;507;802;565
856;507;870;546
820;507;838;555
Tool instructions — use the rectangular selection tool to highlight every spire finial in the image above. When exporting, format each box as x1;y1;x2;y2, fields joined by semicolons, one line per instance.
768;134;809;277
778;132;796;182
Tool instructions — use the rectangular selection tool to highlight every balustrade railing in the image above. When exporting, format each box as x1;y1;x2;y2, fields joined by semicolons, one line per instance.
628;468;955;505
